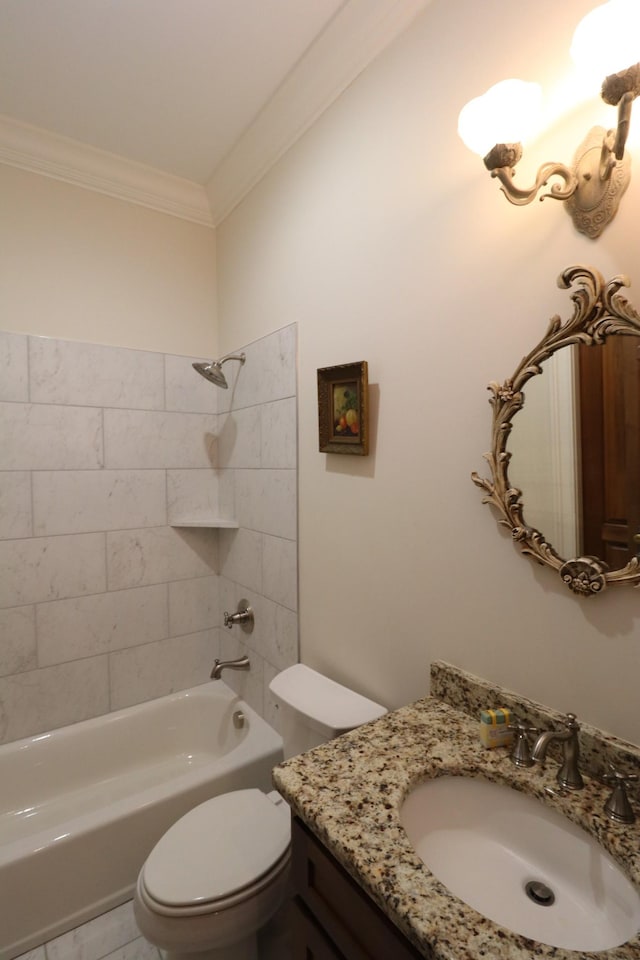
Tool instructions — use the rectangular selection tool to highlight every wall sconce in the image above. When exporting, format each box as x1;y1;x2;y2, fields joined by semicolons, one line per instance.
458;0;640;238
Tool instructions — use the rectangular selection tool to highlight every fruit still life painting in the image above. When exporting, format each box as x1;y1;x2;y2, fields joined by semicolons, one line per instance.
317;361;369;456
333;382;360;437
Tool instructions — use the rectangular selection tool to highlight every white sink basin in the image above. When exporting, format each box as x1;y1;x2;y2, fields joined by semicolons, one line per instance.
400;776;640;952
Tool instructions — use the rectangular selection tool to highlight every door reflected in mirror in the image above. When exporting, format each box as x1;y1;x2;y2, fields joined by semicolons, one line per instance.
578;336;640;569
507;338;640;569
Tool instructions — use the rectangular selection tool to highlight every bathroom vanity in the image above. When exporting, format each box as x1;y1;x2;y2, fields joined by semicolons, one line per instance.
290;816;421;959
273;662;640;960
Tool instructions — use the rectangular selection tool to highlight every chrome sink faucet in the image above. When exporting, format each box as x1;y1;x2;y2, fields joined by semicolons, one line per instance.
531;713;584;791
210;655;250;680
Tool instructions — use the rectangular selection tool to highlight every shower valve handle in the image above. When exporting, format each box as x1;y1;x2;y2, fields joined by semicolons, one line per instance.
223;600;254;632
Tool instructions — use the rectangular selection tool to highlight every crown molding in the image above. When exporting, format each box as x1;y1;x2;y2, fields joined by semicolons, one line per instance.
206;0;431;225
0;0;429;229
0;114;214;227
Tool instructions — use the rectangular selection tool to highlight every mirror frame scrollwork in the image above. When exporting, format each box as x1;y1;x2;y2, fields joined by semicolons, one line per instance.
472;265;640;597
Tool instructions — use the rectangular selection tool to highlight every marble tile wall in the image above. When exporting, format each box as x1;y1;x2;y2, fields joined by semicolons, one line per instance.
213;325;300;728
0;325;299;745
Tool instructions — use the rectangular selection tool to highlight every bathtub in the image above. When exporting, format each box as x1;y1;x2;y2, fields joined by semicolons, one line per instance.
0;681;284;960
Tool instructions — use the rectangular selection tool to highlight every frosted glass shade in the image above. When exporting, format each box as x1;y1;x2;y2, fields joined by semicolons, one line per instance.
458;79;542;157
571;0;640;79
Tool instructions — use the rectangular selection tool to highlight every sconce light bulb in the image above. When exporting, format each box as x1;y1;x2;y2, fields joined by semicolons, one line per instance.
571;0;640;80
458;79;542;157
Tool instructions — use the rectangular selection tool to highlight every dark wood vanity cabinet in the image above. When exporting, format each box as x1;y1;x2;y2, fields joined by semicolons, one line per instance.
290;817;423;960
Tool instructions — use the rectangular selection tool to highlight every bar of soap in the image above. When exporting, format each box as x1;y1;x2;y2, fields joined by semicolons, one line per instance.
479;707;514;749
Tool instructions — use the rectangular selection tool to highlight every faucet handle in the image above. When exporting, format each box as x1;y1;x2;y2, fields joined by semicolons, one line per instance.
602;764;638;824
562;712;580;729
508;719;538;768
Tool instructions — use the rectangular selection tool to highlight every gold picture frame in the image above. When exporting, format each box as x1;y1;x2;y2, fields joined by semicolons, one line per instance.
317;361;369;455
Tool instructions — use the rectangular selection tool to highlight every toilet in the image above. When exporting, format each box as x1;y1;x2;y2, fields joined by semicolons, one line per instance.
134;664;386;960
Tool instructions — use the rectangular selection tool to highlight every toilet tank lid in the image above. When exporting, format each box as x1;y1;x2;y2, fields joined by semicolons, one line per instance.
269;664;387;733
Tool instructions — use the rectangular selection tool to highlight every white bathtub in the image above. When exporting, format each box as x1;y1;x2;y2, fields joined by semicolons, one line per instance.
0;682;284;960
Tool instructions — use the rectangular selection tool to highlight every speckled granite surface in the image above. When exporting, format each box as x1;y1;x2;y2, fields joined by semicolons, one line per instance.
273;663;640;960
431;661;640;781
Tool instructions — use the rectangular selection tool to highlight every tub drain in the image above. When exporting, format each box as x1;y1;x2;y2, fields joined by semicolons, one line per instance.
525;880;555;907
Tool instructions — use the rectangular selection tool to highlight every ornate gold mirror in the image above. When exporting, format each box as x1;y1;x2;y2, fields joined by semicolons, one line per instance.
473;265;640;596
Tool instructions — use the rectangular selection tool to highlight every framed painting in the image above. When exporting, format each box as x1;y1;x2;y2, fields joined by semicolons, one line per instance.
317;361;369;455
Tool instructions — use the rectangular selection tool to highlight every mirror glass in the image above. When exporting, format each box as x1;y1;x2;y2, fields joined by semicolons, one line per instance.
507;347;580;561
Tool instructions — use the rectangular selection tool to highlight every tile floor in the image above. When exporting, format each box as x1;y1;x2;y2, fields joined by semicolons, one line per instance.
14;898;292;960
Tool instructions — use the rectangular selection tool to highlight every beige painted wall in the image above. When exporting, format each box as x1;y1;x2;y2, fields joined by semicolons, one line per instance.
0;165;217;357
217;0;640;744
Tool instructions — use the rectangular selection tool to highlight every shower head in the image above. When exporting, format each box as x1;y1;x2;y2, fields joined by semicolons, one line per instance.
192;353;246;389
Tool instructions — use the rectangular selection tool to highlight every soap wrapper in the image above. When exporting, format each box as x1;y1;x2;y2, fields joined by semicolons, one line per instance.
479;708;514;749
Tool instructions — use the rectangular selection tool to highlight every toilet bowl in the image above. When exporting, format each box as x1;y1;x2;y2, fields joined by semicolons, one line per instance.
134;664;386;959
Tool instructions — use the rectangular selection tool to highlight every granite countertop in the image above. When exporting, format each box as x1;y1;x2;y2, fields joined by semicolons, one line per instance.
272;693;640;960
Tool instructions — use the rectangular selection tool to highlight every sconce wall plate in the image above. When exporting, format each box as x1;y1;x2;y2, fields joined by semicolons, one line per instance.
565;126;631;237
485;123;632;237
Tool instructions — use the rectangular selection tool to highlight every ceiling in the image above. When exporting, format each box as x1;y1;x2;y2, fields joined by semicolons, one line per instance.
0;0;428;223
0;0;347;183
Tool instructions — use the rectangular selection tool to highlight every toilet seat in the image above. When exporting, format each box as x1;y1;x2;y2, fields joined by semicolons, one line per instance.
137;847;291;919
139;789;290;915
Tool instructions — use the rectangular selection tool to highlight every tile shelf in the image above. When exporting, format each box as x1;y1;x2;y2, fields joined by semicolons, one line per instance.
170;519;239;529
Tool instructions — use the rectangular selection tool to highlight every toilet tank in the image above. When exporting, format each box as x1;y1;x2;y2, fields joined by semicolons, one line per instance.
269;664;387;759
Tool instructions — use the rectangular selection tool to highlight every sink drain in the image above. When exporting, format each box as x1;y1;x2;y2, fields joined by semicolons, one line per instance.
525;880;556;907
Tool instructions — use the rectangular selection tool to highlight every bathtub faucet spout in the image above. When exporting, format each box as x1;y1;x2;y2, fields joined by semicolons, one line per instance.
210;655;250;680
